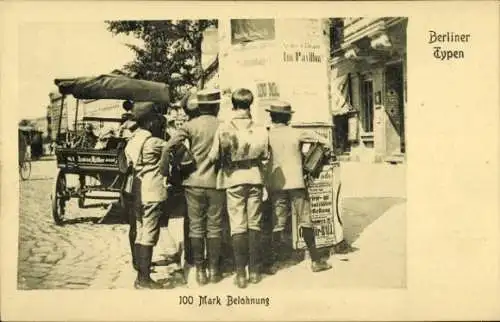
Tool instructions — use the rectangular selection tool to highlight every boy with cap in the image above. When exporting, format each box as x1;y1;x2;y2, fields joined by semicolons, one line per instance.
263;101;332;274
125;102;171;289
208;88;269;289
159;88;225;287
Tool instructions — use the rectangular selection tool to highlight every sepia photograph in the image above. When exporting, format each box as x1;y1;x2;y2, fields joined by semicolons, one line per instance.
16;17;407;292
2;1;499;321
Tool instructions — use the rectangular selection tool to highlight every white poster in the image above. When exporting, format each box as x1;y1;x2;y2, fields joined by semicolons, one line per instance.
219;19;330;126
277;19;331;125
218;19;279;125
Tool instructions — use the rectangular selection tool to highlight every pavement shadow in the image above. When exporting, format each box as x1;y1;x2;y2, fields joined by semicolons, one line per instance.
62;216;101;225
341;197;406;244
97;213;128;225
154;269;187;289
94;202;129;225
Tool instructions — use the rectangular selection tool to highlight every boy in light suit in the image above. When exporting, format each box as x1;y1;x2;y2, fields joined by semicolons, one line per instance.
263;101;332;274
208;88;269;289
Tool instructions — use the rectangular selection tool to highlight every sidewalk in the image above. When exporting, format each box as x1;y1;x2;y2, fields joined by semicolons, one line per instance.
340;161;406;198
238;200;406;289
111;161;407;289
142;198;407;290
332;201;406;288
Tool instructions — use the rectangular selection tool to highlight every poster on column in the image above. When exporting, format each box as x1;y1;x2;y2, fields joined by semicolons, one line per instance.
277;18;331;125
218;19;279;125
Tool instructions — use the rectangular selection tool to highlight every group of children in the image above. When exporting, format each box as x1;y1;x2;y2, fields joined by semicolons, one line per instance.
124;87;333;290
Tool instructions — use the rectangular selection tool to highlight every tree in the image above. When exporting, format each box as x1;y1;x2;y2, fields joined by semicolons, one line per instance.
105;20;218;102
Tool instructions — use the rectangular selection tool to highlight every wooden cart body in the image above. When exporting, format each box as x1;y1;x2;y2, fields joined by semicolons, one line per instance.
51;74;170;225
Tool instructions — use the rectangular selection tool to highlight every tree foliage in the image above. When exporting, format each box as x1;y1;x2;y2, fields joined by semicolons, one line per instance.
105;20;218;102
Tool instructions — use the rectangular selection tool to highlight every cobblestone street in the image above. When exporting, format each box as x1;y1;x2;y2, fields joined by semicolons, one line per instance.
18;157;406;290
18;157;133;289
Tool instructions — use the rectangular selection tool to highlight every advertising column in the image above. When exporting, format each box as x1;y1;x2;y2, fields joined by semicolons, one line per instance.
275;19;342;249
218;19;343;249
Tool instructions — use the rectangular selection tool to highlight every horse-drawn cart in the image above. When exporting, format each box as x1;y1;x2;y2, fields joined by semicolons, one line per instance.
51;74;170;225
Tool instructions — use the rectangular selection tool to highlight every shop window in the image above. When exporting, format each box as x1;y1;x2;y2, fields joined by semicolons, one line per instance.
230;19;275;45
361;79;374;133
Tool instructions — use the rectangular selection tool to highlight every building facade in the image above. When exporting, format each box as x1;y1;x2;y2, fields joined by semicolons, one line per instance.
47;91;73;141
79;99;124;134
29;116;48;135
330;17;407;163
47;90;126;140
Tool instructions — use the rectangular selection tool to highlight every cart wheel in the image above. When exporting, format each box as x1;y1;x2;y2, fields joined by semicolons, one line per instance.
78;175;85;208
51;170;67;225
19;160;31;181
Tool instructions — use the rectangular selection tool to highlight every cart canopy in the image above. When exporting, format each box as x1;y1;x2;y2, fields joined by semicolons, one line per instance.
54;74;170;103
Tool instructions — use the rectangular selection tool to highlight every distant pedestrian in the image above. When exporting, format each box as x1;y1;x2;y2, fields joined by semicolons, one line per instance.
30;132;43;159
263;101;332;274
125;102;172;289
160;88;225;287
18;130;28;166
208;88;269;289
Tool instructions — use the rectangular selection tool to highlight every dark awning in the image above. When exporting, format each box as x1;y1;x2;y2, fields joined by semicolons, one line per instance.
54;74;170;103
331;74;355;116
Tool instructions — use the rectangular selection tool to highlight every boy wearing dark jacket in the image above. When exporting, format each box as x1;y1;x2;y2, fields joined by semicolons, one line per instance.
160;89;224;286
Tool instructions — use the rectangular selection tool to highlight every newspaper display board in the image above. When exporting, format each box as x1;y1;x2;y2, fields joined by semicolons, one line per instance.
291;125;343;249
291;161;342;249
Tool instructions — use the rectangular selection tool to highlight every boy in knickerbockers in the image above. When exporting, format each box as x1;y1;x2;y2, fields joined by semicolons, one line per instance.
263;101;332;275
125;102;172;289
208;88;269;289
160;89;224;286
